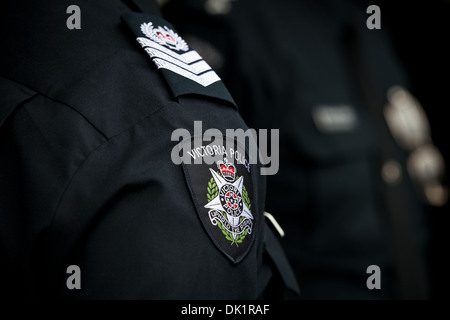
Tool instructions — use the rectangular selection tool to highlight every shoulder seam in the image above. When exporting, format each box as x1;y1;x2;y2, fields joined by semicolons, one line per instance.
49;97;167;230
0;75;109;140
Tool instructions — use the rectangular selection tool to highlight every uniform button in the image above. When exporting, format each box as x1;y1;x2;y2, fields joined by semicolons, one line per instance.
407;144;449;206
156;0;170;7
424;182;449;207
204;0;233;15
382;160;402;185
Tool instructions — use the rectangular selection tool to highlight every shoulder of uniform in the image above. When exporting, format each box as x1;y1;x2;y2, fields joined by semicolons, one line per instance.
0;1;163;139
1;1;235;139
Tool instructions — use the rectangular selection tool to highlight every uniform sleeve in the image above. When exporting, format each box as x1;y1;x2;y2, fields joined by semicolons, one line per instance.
46;96;275;299
0;0;299;299
0;81;106;298
0;79;285;299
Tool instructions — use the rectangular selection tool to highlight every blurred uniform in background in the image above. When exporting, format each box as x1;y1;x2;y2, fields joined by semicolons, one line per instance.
162;0;449;299
380;0;450;299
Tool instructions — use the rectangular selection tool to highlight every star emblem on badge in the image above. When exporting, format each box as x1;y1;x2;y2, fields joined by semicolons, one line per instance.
204;160;253;240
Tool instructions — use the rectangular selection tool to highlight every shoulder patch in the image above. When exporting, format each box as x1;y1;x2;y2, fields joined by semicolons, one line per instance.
121;12;235;107
178;135;256;263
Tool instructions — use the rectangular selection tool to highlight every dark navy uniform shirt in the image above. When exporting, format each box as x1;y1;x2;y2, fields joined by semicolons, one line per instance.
0;0;298;299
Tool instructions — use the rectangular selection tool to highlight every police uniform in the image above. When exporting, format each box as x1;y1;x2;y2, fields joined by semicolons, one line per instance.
162;0;448;299
0;0;298;299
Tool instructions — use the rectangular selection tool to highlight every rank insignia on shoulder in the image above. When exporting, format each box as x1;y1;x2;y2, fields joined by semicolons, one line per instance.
178;136;256;263
121;12;235;106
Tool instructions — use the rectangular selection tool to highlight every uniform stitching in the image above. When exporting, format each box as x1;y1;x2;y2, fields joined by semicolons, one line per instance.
0;75;109;141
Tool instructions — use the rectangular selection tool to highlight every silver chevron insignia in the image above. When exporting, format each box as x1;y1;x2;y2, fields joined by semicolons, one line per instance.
136;37;221;87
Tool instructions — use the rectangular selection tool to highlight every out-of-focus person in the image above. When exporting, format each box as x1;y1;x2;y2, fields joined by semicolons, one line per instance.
162;0;449;299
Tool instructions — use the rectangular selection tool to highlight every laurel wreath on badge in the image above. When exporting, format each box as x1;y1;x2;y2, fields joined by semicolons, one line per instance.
140;22;189;51
207;175;251;246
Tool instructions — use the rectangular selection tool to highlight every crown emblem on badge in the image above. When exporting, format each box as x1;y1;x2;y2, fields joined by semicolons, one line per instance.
205;158;254;248
140;22;189;51
217;158;236;182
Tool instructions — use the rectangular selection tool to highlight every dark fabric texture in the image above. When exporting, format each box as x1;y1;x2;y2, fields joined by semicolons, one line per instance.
0;0;298;299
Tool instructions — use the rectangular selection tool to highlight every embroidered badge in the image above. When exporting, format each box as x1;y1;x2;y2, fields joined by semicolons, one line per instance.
179;136;256;263
138;21;220;87
121;12;235;106
140;22;189;52
205;158;254;246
